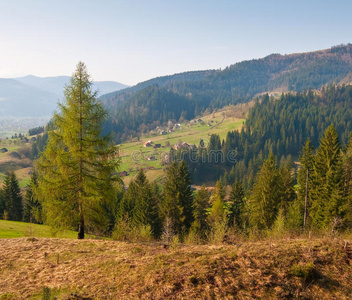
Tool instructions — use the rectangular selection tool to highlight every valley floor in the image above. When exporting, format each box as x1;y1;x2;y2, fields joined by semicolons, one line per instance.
0;236;351;299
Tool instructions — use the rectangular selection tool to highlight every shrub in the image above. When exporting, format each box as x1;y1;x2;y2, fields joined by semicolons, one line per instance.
290;262;316;282
207;217;228;245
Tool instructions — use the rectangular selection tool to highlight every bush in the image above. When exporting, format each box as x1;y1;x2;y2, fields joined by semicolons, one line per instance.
17;146;31;159
170;235;181;250
184;228;203;245
112;217;153;242
290;262;316;282
112;217;133;241
207;217;228;245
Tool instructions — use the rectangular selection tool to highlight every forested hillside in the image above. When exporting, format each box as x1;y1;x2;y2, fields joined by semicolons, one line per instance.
101;44;352;142
103;85;197;142
171;85;352;189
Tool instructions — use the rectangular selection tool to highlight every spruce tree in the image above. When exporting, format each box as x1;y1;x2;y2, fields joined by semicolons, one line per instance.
161;162;184;234
249;154;282;230
228;180;245;230
310;125;344;229
191;185;210;234
161;160;194;234
132;169;160;236
279;161;296;212
342;133;352;227
2;172;23;221
36;62;119;239
23;172;42;223
177;160;194;229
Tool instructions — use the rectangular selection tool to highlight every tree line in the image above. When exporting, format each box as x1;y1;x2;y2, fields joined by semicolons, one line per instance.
1;62;352;241
167;85;352;191
2;125;351;240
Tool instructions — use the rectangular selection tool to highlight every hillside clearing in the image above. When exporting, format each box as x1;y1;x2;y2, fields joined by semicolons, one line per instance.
119;108;245;185
0;220;80;239
0;237;351;299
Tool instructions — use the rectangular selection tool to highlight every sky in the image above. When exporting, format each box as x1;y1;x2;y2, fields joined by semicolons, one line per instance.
0;0;351;86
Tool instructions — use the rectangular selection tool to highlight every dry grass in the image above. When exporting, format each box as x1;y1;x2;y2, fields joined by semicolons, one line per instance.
0;237;351;299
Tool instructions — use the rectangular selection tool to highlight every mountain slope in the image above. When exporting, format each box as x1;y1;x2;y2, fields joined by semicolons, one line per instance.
0;76;128;117
101;44;352;139
16;75;128;98
0;79;58;117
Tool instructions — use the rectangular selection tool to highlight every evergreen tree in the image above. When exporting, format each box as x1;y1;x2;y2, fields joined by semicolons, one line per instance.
161;160;194;234
249;154;282;230
177;160;194;229
0;189;4;219
279;161;296;212
342;133;352;227
2;172;23;221
132;169;160;236
191;185;210;234
161;162;184;234
297;139;314;227
207;180;225;227
228;180;245;230
310;125;344;229
23;172;43;223
36;62;119;239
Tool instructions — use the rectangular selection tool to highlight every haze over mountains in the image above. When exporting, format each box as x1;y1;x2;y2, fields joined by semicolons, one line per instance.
1;44;352;119
0;75;128;117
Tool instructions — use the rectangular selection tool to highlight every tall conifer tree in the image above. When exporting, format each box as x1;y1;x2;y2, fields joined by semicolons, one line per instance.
228;180;245;230
2;172;23;221
310;125;344;228
23;172;43;223
192;185;210;234
132;169;160;236
161;160;194;234
36;62;119;239
342;133;352;227
297;139;314;227
249;154;282;229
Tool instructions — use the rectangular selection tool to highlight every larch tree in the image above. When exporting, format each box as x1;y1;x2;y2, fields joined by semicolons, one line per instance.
207;180;225;227
36;62;119;239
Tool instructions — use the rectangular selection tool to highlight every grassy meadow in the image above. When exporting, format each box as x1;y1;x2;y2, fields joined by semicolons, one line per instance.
0;220;79;239
0;141;33;188
119;109;245;185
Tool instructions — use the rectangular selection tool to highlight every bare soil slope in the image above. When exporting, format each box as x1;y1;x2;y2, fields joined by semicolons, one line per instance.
0;237;351;299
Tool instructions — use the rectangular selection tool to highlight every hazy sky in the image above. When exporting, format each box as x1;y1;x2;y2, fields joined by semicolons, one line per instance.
0;0;351;85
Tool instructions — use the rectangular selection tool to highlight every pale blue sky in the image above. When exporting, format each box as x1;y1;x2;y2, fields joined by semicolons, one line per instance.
0;0;351;85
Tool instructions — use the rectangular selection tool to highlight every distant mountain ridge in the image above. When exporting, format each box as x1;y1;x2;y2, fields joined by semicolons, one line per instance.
0;75;128;117
100;44;352;142
101;44;352;108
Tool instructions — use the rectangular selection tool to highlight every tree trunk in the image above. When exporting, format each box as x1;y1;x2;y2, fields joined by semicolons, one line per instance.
304;168;308;228
78;204;85;239
77;72;84;240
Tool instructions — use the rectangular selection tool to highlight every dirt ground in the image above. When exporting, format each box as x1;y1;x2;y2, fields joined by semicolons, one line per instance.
0;237;351;299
